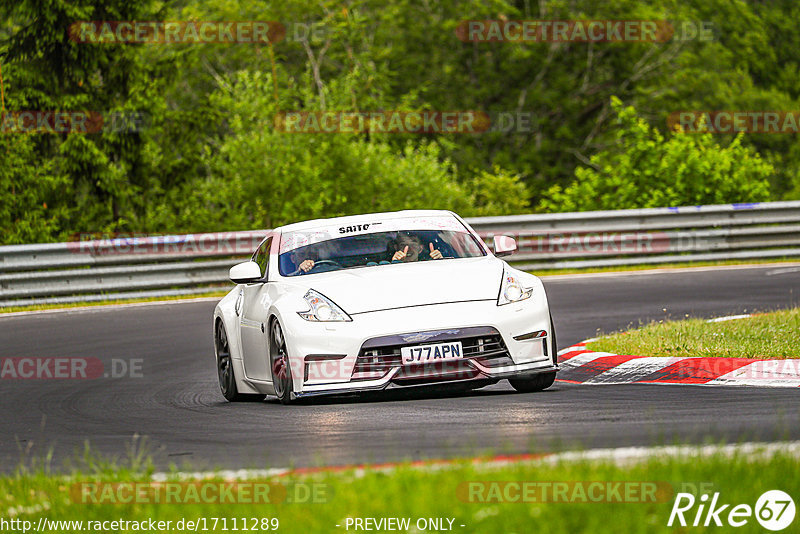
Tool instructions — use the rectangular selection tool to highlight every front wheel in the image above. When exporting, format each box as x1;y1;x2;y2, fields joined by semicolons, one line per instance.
508;371;557;393
216;321;264;402
270;319;294;405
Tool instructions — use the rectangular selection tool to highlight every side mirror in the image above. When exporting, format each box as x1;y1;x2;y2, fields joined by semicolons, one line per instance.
229;261;262;284
493;235;517;257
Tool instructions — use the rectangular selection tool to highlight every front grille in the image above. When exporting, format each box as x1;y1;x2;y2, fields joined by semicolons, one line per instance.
351;327;511;381
393;360;480;383
351;348;402;380
464;336;515;368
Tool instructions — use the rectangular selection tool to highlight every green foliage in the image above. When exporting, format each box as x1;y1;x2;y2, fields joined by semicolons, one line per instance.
142;71;474;231
0;136;68;243
2;0;800;243
467;167;530;217
1;0;171;240
538;98;773;212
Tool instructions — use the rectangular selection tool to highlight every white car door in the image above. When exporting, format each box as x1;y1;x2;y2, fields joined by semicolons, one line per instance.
240;238;274;382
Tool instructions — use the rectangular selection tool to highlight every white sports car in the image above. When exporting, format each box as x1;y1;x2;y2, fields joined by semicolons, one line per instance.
213;210;558;404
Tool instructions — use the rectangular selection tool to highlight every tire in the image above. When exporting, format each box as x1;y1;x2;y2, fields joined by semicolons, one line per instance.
508;371;557;393
269;318;294;405
215;320;264;402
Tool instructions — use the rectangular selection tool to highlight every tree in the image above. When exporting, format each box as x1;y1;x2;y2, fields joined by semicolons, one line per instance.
538;97;772;212
1;0;170;241
144;70;477;232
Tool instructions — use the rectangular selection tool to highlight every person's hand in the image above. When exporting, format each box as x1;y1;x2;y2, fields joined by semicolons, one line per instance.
299;259;315;272
429;243;443;259
392;246;409;262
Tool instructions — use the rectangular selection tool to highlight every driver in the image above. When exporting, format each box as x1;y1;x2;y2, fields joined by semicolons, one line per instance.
289;240;334;274
391;232;443;262
286;249;317;275
298;258;315;273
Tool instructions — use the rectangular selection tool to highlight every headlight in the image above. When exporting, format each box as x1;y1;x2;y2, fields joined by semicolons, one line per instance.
298;290;352;322
497;271;533;306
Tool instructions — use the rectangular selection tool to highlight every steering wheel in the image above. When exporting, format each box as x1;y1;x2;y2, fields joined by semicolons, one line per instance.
309;259;342;271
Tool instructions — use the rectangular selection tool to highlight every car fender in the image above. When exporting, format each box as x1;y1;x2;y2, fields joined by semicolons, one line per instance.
213;286;263;395
265;286;310;386
501;265;555;358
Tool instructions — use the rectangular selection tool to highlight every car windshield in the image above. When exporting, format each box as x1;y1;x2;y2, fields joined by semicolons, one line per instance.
279;220;486;277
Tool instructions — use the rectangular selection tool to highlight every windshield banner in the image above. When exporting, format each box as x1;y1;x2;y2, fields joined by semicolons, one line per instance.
279;216;465;253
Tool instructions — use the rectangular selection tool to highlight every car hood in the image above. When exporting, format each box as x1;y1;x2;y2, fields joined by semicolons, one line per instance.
297;256;503;314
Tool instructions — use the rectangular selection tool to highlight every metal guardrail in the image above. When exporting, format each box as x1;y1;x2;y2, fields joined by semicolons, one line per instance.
2;201;800;307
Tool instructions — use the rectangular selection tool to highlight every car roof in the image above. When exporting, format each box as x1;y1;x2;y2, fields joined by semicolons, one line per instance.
275;210;458;233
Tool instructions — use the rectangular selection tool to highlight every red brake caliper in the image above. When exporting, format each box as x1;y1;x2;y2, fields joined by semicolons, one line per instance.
272;354;287;380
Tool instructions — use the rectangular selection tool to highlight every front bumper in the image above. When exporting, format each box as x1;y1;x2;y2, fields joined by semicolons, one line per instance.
278;298;557;397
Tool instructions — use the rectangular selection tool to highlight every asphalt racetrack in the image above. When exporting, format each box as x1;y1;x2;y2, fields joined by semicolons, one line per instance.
1;264;799;472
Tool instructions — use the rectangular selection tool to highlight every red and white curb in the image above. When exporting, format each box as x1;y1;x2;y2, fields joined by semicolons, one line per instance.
557;343;800;388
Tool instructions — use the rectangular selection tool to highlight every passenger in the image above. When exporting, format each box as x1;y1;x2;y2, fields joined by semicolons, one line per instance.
391;233;443;262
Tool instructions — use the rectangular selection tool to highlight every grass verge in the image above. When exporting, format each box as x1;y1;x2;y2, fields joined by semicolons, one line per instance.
2;448;797;533
588;307;800;359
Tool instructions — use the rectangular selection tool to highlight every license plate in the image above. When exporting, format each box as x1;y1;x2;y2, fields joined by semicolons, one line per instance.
401;341;464;364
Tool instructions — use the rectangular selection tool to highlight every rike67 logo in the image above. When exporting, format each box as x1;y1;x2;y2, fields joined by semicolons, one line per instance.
668;490;795;530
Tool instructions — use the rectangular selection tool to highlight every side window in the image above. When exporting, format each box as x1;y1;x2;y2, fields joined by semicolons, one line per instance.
253;237;272;279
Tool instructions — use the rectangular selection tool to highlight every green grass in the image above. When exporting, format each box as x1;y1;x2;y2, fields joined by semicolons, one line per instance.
588;307;800;359
3;448;798;533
